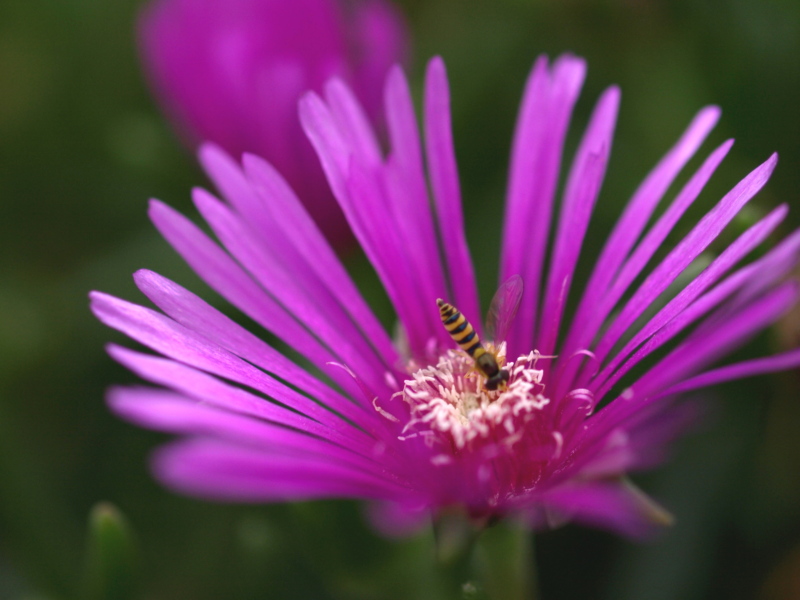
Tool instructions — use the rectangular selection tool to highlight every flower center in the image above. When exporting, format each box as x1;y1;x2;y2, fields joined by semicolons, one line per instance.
399;345;551;451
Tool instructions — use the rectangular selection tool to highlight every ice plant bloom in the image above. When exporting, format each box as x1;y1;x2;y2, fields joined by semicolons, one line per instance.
92;55;800;537
139;0;407;248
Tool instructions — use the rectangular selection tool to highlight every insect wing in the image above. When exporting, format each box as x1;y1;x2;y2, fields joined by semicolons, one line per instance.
486;274;523;344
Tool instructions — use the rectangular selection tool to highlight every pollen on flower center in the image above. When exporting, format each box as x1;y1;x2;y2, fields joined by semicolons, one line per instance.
399;346;551;451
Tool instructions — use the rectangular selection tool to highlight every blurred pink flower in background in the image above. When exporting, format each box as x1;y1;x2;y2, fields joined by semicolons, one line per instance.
139;0;407;249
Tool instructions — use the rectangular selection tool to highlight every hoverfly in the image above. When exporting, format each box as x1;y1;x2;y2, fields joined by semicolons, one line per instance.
437;275;523;391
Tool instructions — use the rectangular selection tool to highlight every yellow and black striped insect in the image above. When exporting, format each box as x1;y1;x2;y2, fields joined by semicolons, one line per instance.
437;298;510;391
437;275;523;391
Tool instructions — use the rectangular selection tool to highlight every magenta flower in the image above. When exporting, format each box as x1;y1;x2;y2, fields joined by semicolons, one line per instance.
93;55;800;537
139;0;407;249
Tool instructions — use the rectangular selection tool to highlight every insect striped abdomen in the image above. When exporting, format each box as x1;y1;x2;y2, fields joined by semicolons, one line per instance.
437;300;481;353
437;298;509;391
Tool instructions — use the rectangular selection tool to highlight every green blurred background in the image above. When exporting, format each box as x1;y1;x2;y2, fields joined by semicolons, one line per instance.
2;0;800;598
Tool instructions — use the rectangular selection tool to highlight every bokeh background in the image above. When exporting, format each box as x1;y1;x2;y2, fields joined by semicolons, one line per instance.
2;0;800;598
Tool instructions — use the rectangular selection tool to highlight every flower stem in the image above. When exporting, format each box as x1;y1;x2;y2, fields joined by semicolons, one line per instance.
433;514;537;599
474;523;537;600
432;512;480;591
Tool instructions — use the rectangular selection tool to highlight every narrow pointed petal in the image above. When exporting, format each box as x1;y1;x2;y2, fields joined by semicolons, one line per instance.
108;347;324;432
301;90;437;356
192;187;392;394
660;350;800;397
202;144;395;368
324;78;383;166
154;439;417;502
384;66;449;344
91;293;369;433
532;480;673;538
345;159;431;353
591;153;779;369
132;270;383;430
538;86;619;355
559;138;734;392
241;152;399;366
424;56;480;325
298;91;352;202
563;107;721;358
106;346;389;460
501;55;586;357
593;205;790;396
108;387;403;483
633;281;799;400
590;283;799;442
148;199;340;373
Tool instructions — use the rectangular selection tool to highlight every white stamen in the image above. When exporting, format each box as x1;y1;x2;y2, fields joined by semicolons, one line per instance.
399;349;552;452
551;431;564;459
372;396;399;422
